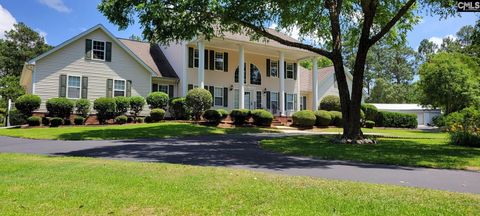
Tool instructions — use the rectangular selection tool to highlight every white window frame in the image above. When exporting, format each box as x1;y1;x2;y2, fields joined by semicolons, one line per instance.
286;63;294;79
214;52;224;71
270;61;278;77
286;93;294;111
214;87;224;106
92;40;106;61
113;79;126;97
66;75;82;99
194;49;199;68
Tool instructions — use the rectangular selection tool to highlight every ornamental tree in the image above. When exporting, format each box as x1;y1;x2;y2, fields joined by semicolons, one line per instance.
98;0;455;141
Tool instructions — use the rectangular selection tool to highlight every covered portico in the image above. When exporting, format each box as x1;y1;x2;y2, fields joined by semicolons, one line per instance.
182;34;322;116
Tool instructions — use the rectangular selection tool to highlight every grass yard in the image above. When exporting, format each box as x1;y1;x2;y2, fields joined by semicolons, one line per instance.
0;154;479;215
261;128;480;170
0;122;275;140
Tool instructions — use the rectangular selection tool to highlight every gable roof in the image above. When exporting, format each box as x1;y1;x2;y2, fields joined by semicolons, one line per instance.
27;24;169;78
118;39;178;78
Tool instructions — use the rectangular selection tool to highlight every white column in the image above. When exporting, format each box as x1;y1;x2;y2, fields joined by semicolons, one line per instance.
279;52;285;116
239;45;245;109
296;61;301;111
312;57;319;110
182;44;188;96
197;41;205;88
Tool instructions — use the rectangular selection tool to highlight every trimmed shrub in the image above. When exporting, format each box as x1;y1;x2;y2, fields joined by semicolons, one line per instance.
144;116;152;123
146;92;169;109
93;97;116;124
8;110;27;126
361;104;378;121
169;97;190;120
75;99;90;117
41;117;50;126
14;94;41;116
292;110;316;128
185;88;212;120
251;109;273;127
136;117;144;123
49;117;63;127
74;116;85;125
203;109;222;125
319;95;340;111
115;115;128;124
129;96;146;119
150;108;166;122
114;96;130;116
314;110;331;127
375;111;417;128
216;109;229;120
46;98;75;118
364;120;375;128
27;116;41;126
230;109;251;125
329;111;343;127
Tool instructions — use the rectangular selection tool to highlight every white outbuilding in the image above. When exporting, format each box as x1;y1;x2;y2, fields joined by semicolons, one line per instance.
370;104;441;126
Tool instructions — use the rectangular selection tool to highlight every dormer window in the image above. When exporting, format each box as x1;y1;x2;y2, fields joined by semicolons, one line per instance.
92;40;106;60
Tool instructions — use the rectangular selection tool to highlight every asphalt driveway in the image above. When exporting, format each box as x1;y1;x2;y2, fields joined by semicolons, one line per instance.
0;134;479;194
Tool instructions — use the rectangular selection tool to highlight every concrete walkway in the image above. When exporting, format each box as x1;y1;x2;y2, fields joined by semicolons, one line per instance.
0;134;479;194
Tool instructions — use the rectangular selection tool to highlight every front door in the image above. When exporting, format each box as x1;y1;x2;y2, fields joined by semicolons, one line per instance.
244;92;251;109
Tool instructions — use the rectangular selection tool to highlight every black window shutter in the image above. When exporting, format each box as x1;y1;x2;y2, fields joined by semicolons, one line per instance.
188;84;193;91
85;39;92;60
235;69;239;83
188;47;194;68
294;63;297;80
284;62;287;79
266;59;271;77
223;52;228;72
243;63;246;84
266;91;271;109
59;74;67;97
209;50;215;70
126;80;132;97
105;42;112;62
204;85;209;91
81;76;88;99
223;87;228;107
209;86;214;105
204;49;209;69
152;84;158;92
168;85;174;98
106;79;113;97
284;93;287;110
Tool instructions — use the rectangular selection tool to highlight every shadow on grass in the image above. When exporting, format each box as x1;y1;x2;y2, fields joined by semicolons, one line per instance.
261;135;480;170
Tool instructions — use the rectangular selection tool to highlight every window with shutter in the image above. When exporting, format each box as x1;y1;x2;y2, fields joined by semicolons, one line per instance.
81;77;88;99
59;75;67;97
67;75;81;99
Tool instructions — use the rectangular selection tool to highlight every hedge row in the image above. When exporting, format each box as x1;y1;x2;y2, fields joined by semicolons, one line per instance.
375;111;417;128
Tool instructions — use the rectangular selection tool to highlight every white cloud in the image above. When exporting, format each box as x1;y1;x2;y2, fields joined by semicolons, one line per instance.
35;28;48;43
428;34;457;47
38;0;71;13
0;4;17;39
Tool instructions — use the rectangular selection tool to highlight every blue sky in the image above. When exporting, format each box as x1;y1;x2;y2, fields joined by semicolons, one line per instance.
0;0;478;49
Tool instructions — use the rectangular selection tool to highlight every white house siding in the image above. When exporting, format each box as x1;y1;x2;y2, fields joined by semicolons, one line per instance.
160;42;187;96
33;29;152;115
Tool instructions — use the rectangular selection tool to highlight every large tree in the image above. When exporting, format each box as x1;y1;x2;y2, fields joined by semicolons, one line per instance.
0;23;52;77
98;0;454;141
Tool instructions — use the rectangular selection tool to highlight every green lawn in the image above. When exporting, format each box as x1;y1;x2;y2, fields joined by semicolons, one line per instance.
261;128;480;170
0;154;478;215
0;122;274;140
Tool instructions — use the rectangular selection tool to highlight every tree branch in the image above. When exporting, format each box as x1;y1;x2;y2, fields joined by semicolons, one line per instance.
234;19;333;59
369;0;416;45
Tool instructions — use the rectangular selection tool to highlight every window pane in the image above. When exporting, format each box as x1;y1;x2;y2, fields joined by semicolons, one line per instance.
215;52;224;70
114;91;124;97
68;76;80;87
92;41;105;60
250;64;261;85
159;85;168;94
114;80;125;91
286;63;294;79
68;87;80;98
214;87;223;106
256;92;262;109
271;62;278;77
194;49;199;68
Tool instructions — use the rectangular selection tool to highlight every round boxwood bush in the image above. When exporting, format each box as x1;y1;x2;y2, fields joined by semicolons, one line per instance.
129;96;146;118
27;116;41;126
114;96;130;116
361;104;378;121
75;99;90;117
292;110;316;128
74;116;85;125
364;120;375;128
146;92;169;109
314;110;331;127
319;95;341;111
93;97;116;124
115;115;128;124
251;109;273;127
46;97;75;118
136;117;144;123
14;94;41;116
150;108;165;122
49;117;63;127
169;97;190;120
329;111;343;127
186;88;212;121
41;117;50;126
216;109;229;120
203;109;222;125
230;109;251;125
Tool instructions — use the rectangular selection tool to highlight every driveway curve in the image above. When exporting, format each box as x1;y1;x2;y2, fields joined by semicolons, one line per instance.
1;134;479;194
